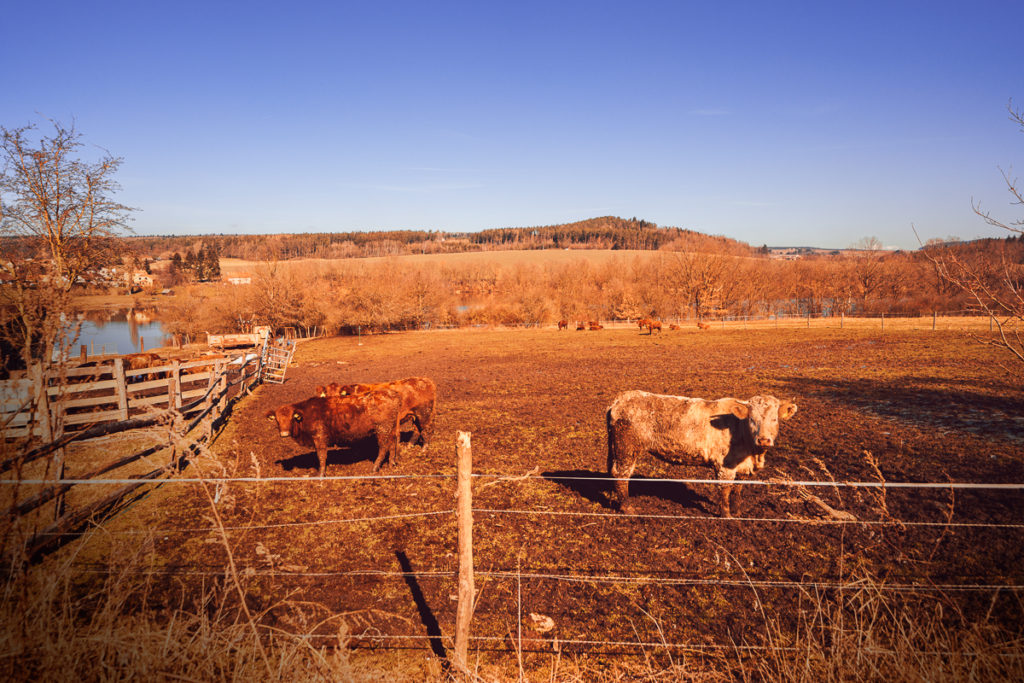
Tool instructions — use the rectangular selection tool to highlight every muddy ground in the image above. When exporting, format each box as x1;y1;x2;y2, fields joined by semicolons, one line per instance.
71;323;1024;668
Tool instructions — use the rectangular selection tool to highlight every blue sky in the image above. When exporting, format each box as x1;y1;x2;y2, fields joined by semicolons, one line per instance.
3;1;1021;249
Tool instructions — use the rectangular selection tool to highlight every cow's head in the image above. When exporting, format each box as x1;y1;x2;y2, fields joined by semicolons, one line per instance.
739;395;797;454
265;404;303;437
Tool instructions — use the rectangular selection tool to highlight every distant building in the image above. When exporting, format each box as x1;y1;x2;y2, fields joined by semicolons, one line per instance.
131;271;154;288
226;272;253;285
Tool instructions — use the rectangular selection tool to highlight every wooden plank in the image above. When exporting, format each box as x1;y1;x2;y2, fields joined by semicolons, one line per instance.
129;394;170;408
125;363;175;379
2;426;39;438
124;378;170;393
60;394;120;410
47;378;119;395
64;408;123;425
63;364;114;378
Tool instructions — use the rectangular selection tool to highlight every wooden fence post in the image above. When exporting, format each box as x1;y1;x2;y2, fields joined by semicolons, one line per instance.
454;431;474;669
168;360;181;410
31;364;66;520
113;358;129;421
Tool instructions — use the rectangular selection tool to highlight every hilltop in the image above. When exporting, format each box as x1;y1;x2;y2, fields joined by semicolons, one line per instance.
124;217;753;261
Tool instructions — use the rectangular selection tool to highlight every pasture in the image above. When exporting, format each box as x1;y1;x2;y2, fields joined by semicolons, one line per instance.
42;322;1024;679
218;249;668;275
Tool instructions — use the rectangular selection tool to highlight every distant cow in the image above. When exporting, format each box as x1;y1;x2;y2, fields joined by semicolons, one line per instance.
124;352;162;372
643;320;662;334
606;391;797;517
697;322;711;330
669;324;680;331
557;320;568;330
265;392;403;476
317;377;436;447
637;318;650;330
588;321;603;330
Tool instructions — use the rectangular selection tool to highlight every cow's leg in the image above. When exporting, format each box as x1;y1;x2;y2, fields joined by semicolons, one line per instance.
315;439;328;481
607;425;639;512
414;404;434;447
716;469;737;518
609;459;637;512
372;421;399;471
729;481;744;516
372;432;390;471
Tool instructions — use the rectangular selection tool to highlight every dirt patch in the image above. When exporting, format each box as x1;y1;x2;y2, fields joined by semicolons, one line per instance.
60;325;1024;668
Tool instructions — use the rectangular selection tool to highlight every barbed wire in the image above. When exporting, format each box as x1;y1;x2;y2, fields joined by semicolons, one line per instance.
471;508;1024;529
5;472;1024;489
29;509;457;536
59;564;1024;594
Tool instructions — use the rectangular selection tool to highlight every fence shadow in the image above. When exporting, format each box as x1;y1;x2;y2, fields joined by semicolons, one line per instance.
395;550;448;661
541;469;712;514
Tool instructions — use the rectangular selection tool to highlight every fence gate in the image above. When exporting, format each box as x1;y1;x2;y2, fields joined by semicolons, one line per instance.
259;338;296;384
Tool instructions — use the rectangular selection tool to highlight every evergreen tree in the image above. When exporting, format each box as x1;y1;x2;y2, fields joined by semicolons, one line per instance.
206;243;221;279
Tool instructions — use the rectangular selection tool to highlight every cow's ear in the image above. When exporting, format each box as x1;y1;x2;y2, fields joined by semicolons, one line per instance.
730;401;749;420
780;401;798;419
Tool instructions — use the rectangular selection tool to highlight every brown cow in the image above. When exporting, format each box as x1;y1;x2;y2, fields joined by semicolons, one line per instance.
588;321;603;330
697;322;711;330
606;391;797;517
669;324;680;331
644;320;662;334
265;391;402;476
124;352;162;371
637;318;650;330
557;320;568;330
317;377;436;447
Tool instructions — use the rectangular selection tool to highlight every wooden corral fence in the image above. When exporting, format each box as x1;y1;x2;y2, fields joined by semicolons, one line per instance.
1;354;261;438
1;350;267;562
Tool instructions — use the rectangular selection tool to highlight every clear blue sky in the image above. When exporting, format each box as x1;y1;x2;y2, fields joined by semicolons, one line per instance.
3;0;1021;249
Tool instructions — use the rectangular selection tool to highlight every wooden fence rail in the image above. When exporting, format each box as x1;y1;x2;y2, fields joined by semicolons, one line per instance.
3;351;264;563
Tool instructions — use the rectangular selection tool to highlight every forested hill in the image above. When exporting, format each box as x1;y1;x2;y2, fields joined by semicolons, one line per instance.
126;217;753;260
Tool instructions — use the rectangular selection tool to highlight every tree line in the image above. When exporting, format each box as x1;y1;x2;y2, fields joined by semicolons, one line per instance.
154;236;1024;342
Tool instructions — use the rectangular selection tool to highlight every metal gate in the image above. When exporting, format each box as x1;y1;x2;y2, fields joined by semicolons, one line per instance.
259;338;296;384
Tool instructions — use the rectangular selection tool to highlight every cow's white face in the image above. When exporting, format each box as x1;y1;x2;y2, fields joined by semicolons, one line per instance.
746;395;797;452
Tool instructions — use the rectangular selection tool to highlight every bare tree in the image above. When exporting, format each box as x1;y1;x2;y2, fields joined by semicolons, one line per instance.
0;119;133;370
922;100;1024;368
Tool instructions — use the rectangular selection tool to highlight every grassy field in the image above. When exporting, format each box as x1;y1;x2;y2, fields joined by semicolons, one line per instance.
8;322;1024;681
219;249;670;273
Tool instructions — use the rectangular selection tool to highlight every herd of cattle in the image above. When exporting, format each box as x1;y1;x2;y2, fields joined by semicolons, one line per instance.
264;375;798;517
556;319;707;333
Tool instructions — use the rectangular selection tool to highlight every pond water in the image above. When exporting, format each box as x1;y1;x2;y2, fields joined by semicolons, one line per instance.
63;310;170;356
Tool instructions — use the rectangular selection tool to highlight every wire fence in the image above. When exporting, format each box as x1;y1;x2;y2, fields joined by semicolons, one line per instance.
7;459;1024;656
